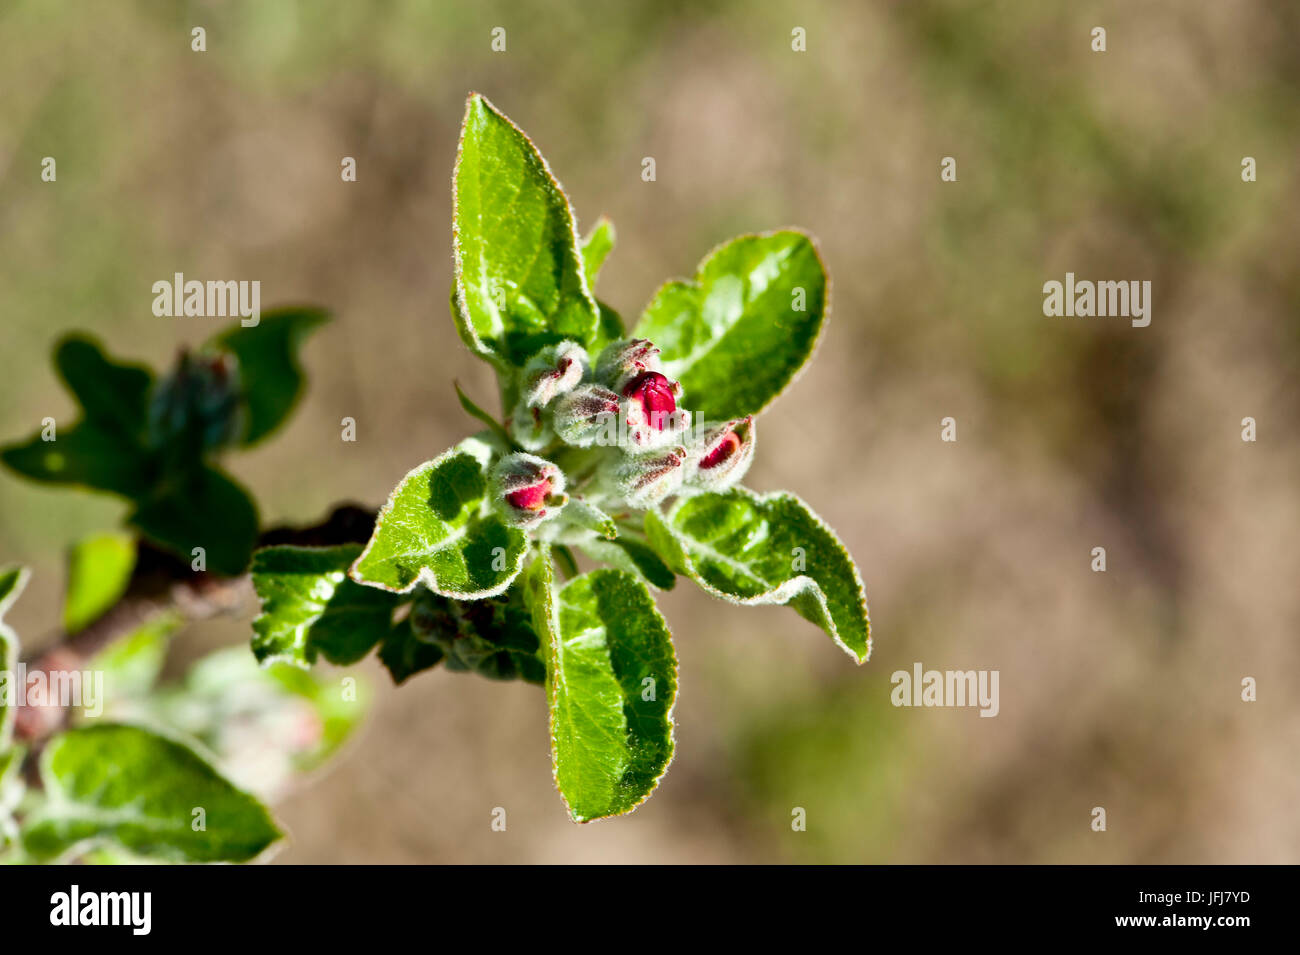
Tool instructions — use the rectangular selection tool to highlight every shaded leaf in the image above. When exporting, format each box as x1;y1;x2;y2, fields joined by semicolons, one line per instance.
128;465;258;576
205;307;329;446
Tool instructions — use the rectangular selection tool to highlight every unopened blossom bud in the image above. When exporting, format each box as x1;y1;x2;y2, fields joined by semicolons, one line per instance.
507;400;554;452
520;340;588;409
614;445;687;509
594;338;662;393
148;349;245;453
685;416;755;491
491;453;567;530
553;383;621;447
622;371;690;448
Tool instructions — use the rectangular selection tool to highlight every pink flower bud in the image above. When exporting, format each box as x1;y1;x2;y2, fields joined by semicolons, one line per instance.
553;384;621;447
685;416;755;491
594;338;662;393
521;341;588;409
621;371;690;448
491;453;567;529
614;446;687;508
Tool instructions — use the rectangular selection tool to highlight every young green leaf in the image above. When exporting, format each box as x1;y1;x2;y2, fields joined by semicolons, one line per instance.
634;230;828;420
524;552;677;822
54;335;154;439
645;488;870;662
0;745;24;851
21;723;283;863
452;93;599;367
128;465;259;576
454;381;517;449
580;216;615;287
205;307;329;446
251;544;397;668
63;531;137;634
0;566;29;751
350;436;529;597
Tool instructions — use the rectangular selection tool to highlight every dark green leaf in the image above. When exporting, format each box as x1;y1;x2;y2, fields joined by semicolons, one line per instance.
128;465;259;576
205;307;329;446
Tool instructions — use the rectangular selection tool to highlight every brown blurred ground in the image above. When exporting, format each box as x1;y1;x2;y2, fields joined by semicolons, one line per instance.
1;0;1297;862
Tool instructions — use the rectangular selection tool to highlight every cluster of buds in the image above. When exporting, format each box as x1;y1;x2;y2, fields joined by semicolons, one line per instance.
147;349;245;453
490;337;755;529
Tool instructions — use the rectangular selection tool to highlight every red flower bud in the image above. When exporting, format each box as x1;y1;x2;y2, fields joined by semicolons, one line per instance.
685;417;755;491
622;372;678;429
491;453;567;529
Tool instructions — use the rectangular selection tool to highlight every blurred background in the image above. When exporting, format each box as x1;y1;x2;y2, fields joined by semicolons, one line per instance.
1;0;1297;862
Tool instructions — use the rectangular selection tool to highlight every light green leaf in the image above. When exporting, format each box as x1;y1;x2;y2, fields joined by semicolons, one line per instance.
634;230;828;420
452;93;599;368
251;544;396;668
561;498;618;540
646;488;870;662
580;216;615;287
21;723;282;863
86;611;182;706
205;307;329;446
128;465;258;576
350;437;528;598
524;552;677;822
0;566;29;752
63;532;137;634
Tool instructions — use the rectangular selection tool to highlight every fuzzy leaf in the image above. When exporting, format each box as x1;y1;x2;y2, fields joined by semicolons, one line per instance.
350;437;529;598
452;94;599;367
205;308;329;446
646;488;870;662
524;552;677;822
21;723;282;863
635;231;827;420
251;544;396;668
0;567;28;751
128;465;259;576
63;532;136;634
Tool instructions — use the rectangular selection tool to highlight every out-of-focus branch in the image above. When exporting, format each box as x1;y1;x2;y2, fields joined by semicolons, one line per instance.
13;504;376;743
